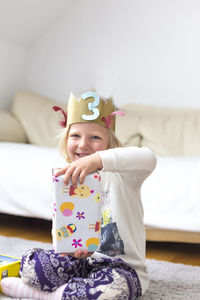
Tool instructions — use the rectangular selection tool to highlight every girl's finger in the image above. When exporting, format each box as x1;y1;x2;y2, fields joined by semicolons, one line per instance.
63;165;75;185
82;250;89;258
54;167;68;177
71;167;82;186
60;252;71;257
74;249;82;258
79;169;87;185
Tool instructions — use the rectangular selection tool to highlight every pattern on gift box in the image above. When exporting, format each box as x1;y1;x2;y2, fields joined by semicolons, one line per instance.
60;202;74;216
76;211;85;220
62;184;94;198
89;221;101;232
56;224;77;241
52;172;102;253
86;237;100;252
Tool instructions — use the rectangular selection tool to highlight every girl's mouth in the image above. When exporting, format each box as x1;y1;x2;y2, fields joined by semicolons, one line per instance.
75;153;90;158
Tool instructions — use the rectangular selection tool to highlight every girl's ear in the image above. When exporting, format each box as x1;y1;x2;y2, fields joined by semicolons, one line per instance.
52;106;67;128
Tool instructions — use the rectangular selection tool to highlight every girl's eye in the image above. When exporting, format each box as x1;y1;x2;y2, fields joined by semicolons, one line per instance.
70;134;80;138
91;136;101;140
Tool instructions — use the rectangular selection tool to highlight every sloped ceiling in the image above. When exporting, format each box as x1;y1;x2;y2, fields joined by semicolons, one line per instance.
0;0;72;48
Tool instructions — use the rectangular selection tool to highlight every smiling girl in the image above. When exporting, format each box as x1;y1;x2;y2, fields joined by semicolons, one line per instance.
1;91;156;300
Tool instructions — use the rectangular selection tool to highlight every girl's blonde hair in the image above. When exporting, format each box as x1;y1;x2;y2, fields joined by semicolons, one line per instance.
59;124;122;162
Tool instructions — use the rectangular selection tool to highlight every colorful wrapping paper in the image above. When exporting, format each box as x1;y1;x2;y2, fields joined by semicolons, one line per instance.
0;254;21;293
52;171;102;253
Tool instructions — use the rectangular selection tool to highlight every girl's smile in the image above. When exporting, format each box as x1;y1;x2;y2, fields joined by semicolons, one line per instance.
67;122;109;161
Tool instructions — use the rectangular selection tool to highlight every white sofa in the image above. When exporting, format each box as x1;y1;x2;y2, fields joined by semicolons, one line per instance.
1;90;200;243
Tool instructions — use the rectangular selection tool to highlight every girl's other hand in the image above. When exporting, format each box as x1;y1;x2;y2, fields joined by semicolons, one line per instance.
61;249;93;259
54;153;103;186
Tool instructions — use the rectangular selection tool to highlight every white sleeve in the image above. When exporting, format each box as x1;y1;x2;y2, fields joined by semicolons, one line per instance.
97;146;157;177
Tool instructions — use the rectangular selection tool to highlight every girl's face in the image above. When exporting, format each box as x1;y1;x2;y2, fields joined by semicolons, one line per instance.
67;122;109;161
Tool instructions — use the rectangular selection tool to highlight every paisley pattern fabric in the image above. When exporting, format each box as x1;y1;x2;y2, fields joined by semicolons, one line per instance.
20;248;142;299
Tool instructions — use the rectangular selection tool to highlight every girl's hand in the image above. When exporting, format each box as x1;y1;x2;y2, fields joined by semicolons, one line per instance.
61;249;93;259
54;153;103;186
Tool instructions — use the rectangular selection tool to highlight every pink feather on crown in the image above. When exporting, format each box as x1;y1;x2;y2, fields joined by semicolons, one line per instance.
101;110;125;129
52;106;67;128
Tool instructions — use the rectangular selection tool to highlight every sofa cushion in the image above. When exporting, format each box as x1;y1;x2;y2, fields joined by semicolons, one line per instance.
0;110;27;143
119;103;200;156
115;110;140;147
11;90;65;147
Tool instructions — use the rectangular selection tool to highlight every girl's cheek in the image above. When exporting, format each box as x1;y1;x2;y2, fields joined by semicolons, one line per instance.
96;143;107;151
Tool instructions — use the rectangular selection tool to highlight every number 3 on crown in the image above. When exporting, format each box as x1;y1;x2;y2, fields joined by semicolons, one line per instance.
81;91;100;120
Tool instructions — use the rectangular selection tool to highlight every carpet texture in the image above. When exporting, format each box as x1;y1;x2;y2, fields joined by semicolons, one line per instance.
0;235;200;300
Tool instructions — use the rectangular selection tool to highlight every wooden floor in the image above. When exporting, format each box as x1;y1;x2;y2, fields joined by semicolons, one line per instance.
1;214;200;266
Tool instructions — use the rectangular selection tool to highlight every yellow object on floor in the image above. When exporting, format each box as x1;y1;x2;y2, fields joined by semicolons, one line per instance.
0;254;21;293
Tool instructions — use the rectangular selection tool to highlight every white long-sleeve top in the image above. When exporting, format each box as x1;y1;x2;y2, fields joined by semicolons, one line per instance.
92;146;157;294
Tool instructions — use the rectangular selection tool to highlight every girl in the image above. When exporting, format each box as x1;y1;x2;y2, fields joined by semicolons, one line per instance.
1;91;156;300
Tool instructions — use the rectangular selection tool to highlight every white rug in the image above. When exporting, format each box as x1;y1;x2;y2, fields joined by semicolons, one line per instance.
0;236;200;300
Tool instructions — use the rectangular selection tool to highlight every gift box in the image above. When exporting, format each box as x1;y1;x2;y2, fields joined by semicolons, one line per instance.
52;171;102;253
0;254;21;293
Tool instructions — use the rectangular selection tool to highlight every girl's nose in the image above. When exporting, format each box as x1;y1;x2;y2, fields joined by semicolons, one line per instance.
79;137;89;149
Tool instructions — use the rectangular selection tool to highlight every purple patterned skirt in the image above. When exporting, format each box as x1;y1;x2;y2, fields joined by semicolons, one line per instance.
20;248;142;299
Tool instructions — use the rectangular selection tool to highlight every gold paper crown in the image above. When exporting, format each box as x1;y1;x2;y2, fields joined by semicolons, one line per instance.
67;91;117;132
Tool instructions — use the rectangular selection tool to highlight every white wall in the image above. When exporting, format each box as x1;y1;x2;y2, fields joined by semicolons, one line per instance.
0;40;28;109
16;0;200;108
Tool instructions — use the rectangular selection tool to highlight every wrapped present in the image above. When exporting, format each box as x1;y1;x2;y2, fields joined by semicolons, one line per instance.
52;171;102;253
0;254;21;293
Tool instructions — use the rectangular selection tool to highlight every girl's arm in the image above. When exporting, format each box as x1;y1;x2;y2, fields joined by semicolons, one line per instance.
97;146;157;175
54;146;156;186
97;146;157;188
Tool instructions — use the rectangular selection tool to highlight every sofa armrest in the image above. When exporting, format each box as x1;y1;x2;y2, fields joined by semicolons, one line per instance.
0;110;27;143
